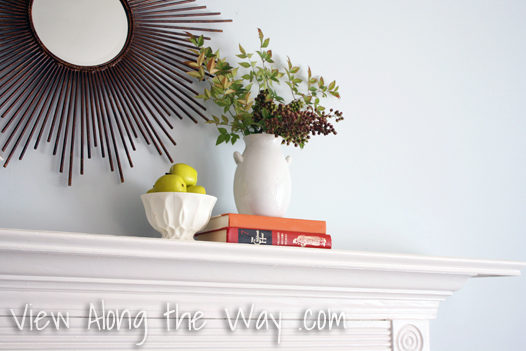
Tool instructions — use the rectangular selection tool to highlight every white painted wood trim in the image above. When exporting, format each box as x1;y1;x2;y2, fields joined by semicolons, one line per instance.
0;228;524;350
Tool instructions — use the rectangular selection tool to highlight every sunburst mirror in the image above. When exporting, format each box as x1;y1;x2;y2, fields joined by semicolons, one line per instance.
0;0;230;185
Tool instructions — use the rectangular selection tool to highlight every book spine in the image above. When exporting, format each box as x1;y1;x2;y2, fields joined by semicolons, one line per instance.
227;228;331;249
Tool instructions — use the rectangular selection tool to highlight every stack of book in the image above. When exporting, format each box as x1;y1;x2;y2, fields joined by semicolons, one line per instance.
194;213;332;249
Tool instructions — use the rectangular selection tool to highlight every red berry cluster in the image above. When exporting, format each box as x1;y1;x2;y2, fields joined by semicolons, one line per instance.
252;90;343;147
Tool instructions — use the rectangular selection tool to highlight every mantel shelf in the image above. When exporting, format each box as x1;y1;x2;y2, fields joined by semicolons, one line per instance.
1;228;524;351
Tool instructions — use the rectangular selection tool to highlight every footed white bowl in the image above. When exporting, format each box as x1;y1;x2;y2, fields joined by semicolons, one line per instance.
140;192;217;240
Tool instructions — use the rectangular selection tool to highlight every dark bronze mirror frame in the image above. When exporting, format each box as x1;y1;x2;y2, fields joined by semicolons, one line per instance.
0;0;230;185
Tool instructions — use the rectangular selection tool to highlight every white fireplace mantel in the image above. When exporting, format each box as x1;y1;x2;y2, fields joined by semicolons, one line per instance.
0;228;524;350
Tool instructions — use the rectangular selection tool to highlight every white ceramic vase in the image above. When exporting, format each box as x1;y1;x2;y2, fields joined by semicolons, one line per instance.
233;133;292;217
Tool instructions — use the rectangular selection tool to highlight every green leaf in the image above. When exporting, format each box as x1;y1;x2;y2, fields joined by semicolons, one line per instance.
290;67;300;74
262;38;270;48
185;61;200;68
205;48;215;57
216;134;226;145
258;28;264;40
328;80;336;90
216;100;227;108
188;34;197;46
211;86;222;98
212;75;222;84
329;91;341;99
187;71;202;79
197;35;205;47
222;115;229;123
218;127;228;135
236;54;247;59
258;51;269;61
239;44;246;55
238;62;251;68
262;108;270;119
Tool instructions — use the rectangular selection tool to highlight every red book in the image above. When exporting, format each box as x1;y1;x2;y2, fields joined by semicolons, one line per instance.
199;213;326;234
195;227;332;249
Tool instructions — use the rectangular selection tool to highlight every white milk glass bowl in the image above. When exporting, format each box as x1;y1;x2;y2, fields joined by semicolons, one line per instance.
140;192;217;240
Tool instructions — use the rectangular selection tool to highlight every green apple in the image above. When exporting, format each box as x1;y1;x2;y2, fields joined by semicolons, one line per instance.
146;188;155;194
169;163;197;187
153;174;187;192
187;185;206;194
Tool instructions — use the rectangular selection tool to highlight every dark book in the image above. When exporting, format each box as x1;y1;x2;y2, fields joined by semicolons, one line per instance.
195;227;332;249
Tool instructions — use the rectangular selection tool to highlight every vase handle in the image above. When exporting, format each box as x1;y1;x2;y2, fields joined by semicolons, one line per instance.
234;151;243;165
286;155;292;166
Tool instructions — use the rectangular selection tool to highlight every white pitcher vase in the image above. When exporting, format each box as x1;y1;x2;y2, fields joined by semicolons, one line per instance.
233;133;292;217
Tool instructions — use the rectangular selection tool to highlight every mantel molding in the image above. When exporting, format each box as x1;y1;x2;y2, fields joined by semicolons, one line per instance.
0;228;524;350
1;228;522;276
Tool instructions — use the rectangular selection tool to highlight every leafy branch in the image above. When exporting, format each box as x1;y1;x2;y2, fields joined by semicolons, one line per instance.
185;29;343;147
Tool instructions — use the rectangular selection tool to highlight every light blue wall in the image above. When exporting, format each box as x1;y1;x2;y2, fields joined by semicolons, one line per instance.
1;1;525;350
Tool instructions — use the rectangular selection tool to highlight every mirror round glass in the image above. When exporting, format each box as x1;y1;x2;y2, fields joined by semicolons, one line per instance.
31;0;129;67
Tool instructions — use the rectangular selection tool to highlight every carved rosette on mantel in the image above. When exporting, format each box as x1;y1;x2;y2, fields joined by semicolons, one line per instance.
393;321;427;351
0;228;524;350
